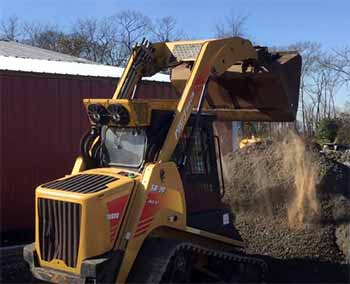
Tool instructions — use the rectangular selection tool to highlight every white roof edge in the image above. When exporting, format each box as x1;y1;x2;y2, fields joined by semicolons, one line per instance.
0;55;170;83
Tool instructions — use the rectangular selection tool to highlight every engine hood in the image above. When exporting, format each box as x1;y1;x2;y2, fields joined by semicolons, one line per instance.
35;168;138;273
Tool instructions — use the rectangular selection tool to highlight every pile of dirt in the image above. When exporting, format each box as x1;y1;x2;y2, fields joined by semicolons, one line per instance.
223;133;350;281
342;150;350;164
323;149;350;166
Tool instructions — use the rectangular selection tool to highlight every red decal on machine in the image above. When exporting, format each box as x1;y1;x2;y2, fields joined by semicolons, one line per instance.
133;191;161;238
139;192;161;222
107;195;129;241
192;66;210;93
134;229;148;238
175;67;210;140
194;66;210;86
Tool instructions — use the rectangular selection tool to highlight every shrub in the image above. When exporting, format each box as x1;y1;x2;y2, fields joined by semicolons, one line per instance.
315;118;339;144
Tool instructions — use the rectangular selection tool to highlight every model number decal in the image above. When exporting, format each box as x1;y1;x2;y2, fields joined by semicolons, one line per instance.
150;184;166;193
106;212;120;220
147;199;160;206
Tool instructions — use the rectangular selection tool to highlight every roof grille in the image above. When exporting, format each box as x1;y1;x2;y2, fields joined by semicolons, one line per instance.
43;174;117;194
173;43;202;61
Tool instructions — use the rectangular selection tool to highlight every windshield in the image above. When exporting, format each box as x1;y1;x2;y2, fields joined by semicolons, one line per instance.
103;127;147;168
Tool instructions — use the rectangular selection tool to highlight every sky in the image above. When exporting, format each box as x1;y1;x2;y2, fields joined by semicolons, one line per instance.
1;0;349;104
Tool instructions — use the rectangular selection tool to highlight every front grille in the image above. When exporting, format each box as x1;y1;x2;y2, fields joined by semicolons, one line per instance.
42;174;117;193
38;198;81;267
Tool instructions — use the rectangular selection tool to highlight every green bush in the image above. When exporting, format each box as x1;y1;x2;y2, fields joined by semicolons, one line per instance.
335;112;350;144
315;118;339;144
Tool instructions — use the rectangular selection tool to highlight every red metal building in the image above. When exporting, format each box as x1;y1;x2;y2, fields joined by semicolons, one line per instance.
0;41;177;243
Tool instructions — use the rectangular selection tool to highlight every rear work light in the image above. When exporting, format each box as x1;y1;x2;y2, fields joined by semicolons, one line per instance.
107;104;130;125
88;104;110;125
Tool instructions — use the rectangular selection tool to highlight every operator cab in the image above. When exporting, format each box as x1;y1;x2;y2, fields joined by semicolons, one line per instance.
173;115;241;239
82;102;239;239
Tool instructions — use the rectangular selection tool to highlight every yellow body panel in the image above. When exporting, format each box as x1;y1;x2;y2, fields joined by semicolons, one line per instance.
35;169;135;274
33;163;184;275
114;162;187;282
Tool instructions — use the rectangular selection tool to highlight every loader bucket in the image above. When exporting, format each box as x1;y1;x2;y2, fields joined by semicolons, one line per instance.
205;51;302;122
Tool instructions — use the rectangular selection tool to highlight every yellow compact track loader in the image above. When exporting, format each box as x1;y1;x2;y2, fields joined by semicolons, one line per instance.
24;37;301;283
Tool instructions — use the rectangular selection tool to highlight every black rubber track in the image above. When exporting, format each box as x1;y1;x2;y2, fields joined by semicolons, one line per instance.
127;238;268;283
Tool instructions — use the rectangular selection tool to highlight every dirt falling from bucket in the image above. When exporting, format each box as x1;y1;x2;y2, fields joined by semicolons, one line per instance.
280;132;320;226
223;131;320;227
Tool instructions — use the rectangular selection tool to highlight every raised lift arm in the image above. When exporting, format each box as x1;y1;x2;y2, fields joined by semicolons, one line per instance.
111;37;301;163
111;38;260;162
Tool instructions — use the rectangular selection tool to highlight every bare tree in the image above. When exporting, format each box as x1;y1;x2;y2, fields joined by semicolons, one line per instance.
113;10;151;57
280;42;342;136
23;22;62;49
304;102;316;136
72;17;114;63
308;54;342;126
320;55;341;118
288;48;343;136
58;34;87;58
310;66;326;124
215;14;248;38
151;16;186;42
325;46;350;84
20;18;112;63
286;42;322;135
0;16;22;40
21;21;87;58
73;18;99;61
0;11;185;67
18;11;153;66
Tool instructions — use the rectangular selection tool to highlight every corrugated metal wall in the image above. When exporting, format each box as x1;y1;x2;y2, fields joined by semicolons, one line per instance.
0;71;177;234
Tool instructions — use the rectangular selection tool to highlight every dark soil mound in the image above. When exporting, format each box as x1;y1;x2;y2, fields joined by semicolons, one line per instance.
223;135;350;282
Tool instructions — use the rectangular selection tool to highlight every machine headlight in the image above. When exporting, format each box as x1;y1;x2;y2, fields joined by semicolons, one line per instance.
87;104;110;124
107;104;130;125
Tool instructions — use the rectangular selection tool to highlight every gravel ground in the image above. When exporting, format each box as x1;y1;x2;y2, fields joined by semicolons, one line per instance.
223;136;350;282
322;149;350;165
